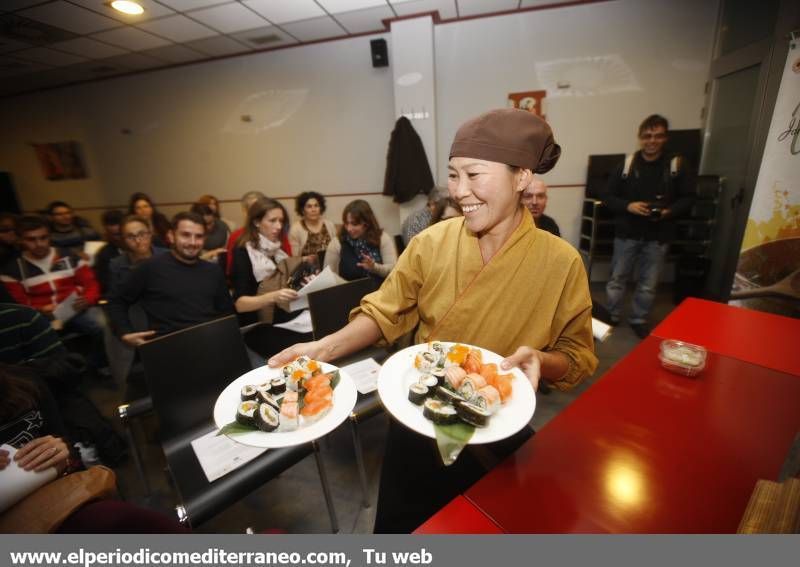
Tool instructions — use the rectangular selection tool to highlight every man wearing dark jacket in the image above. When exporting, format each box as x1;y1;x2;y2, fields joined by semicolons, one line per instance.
107;212;234;347
602;114;695;338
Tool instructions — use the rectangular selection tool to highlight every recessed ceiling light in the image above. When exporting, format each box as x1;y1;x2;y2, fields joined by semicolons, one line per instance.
110;1;144;16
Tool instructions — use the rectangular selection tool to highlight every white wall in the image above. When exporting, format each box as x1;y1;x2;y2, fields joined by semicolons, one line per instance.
0;0;718;246
435;0;718;246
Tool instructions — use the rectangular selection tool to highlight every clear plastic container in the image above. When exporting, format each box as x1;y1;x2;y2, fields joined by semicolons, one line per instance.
658;339;707;377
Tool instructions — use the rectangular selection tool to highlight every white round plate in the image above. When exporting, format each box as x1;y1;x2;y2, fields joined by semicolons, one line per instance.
213;362;357;448
377;342;536;444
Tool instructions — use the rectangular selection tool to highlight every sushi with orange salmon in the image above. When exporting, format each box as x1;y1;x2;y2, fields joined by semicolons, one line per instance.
300;398;332;422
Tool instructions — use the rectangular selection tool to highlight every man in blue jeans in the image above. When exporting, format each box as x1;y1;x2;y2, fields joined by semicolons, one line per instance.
603;115;695;338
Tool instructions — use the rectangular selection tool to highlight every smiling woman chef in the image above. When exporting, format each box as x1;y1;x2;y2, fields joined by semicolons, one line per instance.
269;108;597;532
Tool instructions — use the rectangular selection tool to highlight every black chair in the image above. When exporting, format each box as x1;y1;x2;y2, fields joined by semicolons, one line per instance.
137;315;338;530
307;278;386;507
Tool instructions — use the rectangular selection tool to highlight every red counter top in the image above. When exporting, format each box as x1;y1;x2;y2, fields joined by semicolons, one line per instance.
652;298;800;376
414;496;504;534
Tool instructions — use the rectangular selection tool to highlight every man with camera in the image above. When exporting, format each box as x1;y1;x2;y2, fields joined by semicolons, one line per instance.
602;114;695;338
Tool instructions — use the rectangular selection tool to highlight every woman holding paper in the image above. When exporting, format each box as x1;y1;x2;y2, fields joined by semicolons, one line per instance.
269;109;597;532
230;198;304;327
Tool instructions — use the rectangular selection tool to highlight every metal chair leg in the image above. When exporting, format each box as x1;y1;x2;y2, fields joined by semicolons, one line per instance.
349;415;370;508
312;440;338;533
119;405;150;496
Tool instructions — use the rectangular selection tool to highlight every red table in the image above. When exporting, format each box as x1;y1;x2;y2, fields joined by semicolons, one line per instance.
413;496;503;534
652;298;800;376
416;300;800;533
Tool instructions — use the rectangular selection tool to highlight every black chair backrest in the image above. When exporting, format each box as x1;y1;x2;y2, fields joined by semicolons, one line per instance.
307;277;378;340
139;315;252;440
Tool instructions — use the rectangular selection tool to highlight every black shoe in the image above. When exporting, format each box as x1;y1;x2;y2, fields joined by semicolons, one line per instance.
630;323;650;339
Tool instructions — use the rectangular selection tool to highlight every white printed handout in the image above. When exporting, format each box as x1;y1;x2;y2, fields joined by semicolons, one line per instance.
190;430;267;483
0;444;58;513
273;309;313;334
341;357;382;394
288;266;346;311
52;291;80;323
83;241;106;267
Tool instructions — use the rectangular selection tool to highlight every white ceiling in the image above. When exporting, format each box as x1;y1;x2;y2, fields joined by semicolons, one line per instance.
0;0;580;97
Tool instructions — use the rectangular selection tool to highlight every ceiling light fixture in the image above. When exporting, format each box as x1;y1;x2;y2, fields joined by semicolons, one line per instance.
110;1;144;16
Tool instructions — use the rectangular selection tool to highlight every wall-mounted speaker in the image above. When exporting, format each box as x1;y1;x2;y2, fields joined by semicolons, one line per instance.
370;38;388;68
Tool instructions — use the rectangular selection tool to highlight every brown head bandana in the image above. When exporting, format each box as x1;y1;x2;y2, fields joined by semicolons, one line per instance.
449;108;561;173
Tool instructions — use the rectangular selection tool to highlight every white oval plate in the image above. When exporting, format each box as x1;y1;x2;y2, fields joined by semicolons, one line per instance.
377;342;535;444
213;362;357;448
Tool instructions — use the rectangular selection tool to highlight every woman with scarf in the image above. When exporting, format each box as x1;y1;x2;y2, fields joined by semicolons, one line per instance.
269;109;597;532
230;199;301;327
323;199;397;284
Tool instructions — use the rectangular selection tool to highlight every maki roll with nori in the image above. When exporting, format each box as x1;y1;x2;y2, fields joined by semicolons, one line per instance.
418;374;438;391
254;403;280;432
270;377;287;395
458;373;487;400
456;400;491;427
256;384;272;403
422;399;458;425
432;369;446;387
236;400;259;426
240;384;258;401
430;342;446;368
408;383;429;405
435;385;464;405
260;393;281;412
414;351;437;372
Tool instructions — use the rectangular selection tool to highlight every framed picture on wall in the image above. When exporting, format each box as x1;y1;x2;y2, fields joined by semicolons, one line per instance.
32;141;87;181
507;90;547;119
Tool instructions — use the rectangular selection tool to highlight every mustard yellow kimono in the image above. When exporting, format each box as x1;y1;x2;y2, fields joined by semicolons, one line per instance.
353;210;597;389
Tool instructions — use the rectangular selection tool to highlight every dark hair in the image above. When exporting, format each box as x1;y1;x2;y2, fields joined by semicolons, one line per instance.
340;200;382;248
196;195;221;219
120;214;151;232
16;214;49;237
295;191;327;217
0;212;18;225
46;201;71;214
190;203;214;217
171;211;206;233
0;364;40;422
431;197;462;224
638;114;669;136
238;198;289;248
128;192;157;215
101;209;125;226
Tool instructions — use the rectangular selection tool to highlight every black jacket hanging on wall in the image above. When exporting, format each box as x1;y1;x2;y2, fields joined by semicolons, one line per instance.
382;116;434;203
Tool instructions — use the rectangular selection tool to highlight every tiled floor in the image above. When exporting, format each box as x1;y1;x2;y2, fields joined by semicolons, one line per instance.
84;284;679;533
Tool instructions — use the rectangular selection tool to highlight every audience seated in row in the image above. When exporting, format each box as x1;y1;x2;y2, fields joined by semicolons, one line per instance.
46;201;100;255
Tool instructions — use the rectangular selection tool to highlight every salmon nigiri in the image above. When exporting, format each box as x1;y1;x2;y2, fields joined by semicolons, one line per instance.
463;349;483;374
486;373;513;403
300;398;332;422
304;385;333;404
304;373;332;391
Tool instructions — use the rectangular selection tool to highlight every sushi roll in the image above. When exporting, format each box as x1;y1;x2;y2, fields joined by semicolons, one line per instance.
430;342;446;367
256;384;272;403
472;385;501;414
458;373;487;400
304;385;333;405
456;400;491;428
418;374;439;391
235;400;259;426
260;393;281;412
282;390;299;404
304;373;332;391
444;366;467;390
422;399;458;425
300;398;332;423
240;384;258;401
414;350;437;372
408;383;429;405
254;403;280;432
432;369;446;387
279;402;299;431
270;377;286;395
435;386;464;405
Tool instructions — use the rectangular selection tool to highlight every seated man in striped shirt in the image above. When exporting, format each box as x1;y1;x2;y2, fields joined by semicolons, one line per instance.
0;302;65;364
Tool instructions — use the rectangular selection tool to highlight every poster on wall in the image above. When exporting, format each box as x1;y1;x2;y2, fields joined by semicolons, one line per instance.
729;37;800;318
32;141;87;181
507;90;546;119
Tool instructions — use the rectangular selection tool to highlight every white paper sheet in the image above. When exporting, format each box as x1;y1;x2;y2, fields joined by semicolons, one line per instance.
341;357;382;395
190;430;267;483
0;444;58;513
288;266;346;311
592;317;612;342
52;291;79;323
273;309;313;334
83;241;106;267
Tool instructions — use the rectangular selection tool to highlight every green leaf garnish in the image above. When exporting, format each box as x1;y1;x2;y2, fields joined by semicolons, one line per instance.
217;421;257;436
434;421;475;465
